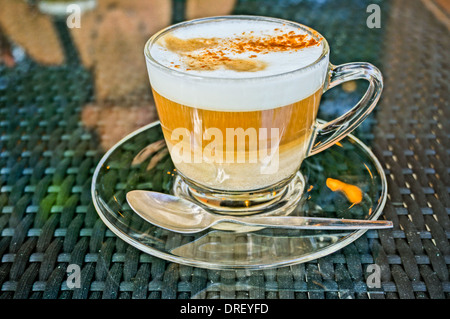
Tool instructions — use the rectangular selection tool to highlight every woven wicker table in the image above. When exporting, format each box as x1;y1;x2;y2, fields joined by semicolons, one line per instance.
0;0;448;299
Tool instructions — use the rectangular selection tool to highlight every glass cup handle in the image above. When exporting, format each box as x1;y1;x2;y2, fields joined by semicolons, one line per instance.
308;62;383;156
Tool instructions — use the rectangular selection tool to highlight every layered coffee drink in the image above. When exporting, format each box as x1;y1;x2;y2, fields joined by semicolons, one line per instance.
145;17;329;192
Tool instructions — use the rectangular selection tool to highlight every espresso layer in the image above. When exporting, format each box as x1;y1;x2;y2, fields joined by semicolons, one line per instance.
153;88;321;150
153;88;322;190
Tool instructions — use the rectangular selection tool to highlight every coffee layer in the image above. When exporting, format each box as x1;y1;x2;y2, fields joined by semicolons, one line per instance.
154;88;322;190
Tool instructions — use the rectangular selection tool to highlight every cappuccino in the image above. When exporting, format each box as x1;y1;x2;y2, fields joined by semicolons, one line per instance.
145;17;329;191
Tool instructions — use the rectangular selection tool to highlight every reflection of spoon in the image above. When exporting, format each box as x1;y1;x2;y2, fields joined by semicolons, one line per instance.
126;190;393;234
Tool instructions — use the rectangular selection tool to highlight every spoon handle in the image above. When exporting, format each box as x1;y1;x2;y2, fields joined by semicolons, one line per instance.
220;216;393;230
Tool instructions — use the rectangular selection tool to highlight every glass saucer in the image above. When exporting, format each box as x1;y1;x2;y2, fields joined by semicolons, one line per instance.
91;121;387;270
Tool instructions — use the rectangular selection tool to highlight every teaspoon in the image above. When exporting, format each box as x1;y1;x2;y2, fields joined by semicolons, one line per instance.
126;190;393;234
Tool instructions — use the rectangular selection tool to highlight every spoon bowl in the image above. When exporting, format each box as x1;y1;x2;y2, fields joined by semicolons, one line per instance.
127;190;215;233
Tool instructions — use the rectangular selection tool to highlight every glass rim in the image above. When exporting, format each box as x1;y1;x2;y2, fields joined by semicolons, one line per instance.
144;15;330;81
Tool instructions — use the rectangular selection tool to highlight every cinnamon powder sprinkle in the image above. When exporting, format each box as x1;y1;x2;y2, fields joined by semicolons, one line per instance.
160;28;321;72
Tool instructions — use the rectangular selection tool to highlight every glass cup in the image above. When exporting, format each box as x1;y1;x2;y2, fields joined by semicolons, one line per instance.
144;16;383;216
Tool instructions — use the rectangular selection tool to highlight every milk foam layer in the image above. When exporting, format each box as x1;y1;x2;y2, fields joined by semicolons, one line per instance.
146;18;329;111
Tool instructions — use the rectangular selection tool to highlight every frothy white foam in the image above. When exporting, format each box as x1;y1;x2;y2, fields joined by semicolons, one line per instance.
146;19;329;111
